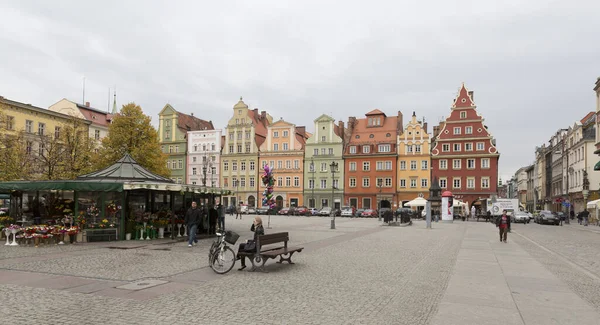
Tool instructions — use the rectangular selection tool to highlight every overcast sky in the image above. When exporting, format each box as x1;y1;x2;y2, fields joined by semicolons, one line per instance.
1;0;599;182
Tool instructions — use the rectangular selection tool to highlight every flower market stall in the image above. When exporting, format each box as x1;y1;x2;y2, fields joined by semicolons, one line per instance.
0;154;231;244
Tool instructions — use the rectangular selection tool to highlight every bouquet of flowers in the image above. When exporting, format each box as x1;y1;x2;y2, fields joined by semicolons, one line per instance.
0;216;14;226
86;205;100;222
75;211;86;227
99;219;109;228
67;226;79;235
8;224;21;231
106;202;120;215
153;219;169;228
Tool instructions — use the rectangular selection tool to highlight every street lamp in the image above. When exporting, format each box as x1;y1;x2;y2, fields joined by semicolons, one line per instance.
583;170;590;208
377;179;383;221
330;161;338;229
310;158;315;209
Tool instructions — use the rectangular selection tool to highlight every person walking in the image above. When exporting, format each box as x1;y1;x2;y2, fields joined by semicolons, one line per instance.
217;203;225;231
496;210;511;243
582;209;590;226
577;211;583;225
184;201;201;247
235;204;242;219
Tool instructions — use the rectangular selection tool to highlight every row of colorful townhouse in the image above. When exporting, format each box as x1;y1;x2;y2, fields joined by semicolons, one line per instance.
159;83;500;210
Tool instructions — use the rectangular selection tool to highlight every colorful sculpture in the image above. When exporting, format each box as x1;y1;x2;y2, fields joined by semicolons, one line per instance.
261;165;276;209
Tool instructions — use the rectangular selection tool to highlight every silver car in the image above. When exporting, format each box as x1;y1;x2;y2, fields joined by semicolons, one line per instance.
512;211;530;224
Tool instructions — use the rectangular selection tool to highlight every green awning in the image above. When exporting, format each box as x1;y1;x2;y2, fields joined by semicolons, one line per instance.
595;161;600;171
0;181;123;192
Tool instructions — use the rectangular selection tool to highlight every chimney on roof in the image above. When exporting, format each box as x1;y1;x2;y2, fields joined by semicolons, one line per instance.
468;90;474;101
191;112;194;116
397;111;404;134
433;125;440;138
423;122;428;133
260;110;266;121
85;102;90;107
296;126;306;137
253;108;258;116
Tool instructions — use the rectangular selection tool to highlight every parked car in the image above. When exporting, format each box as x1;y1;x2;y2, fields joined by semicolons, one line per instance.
512;211;530;224
225;205;235;214
295;206;309;216
247;207;256;215
341;206;355;217
395;208;417;219
256;206;270;215
361;209;378;218
536;210;559;225
308;208;319;216
278;207;290;215
355;208;365;217
318;207;332;216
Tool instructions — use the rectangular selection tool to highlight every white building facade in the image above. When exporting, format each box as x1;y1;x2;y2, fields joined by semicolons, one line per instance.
187;129;222;186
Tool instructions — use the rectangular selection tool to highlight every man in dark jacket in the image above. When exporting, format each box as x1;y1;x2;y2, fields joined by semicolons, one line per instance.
496;210;511;243
184;202;201;247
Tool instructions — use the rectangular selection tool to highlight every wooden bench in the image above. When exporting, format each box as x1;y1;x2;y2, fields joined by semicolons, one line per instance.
238;232;304;272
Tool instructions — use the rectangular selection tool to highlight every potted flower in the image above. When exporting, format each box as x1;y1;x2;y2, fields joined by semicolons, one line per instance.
125;219;136;240
154;219;169;239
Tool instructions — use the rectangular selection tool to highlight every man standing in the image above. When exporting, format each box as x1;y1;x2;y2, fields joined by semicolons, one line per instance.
496;210;511;243
236;204;242;219
184;201;201;247
217;202;225;231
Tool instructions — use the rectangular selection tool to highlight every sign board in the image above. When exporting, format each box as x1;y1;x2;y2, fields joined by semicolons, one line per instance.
486;199;519;216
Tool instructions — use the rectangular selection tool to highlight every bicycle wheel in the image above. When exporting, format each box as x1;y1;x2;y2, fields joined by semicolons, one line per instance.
210;246;236;274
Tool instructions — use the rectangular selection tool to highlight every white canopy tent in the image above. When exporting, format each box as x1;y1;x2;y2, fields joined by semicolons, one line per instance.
587;199;600;209
403;197;427;207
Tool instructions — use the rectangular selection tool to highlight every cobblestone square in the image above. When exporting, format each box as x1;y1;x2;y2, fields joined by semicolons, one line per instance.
1;216;599;324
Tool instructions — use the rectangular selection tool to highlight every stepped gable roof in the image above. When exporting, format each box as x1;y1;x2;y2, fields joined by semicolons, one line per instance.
77;153;173;183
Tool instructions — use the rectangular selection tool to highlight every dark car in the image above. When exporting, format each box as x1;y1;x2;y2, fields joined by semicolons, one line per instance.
355;209;365;217
256;206;270;215
395;208;416;218
537;210;559;225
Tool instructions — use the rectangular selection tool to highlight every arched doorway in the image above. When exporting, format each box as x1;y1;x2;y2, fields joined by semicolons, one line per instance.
380;200;391;209
276;195;284;208
248;195;256;207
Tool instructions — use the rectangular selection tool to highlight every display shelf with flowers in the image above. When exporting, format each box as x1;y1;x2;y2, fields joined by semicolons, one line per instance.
86;205;100;224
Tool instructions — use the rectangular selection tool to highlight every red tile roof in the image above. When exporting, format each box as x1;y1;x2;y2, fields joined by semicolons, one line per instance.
580;111;595;124
247;109;269;148
78;107;112;127
365;109;385;116
348;113;399;145
177;112;213;132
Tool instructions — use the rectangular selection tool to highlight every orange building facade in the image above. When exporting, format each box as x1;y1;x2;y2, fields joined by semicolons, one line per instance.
343;109;402;210
259;119;309;208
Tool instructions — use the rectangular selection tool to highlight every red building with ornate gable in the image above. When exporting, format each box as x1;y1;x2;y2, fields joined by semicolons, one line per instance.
431;84;500;207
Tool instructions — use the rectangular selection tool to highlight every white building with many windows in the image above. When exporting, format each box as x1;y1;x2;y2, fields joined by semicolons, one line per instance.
187;129;222;187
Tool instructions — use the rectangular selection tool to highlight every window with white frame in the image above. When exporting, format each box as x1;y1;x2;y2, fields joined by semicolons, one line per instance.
350;146;357;154
328;148;333;155
283;130;289;137
308;179;315;189
467;177;475;189
442;144;450;152
439;160;447;169
467;159;475;169
349;177;356;187
333;179;339;188
453;143;461;151
237;144;242;153
278;160;282;169
294;160;299;169
273;143;279;151
241;161;246;171
465;126;473;134
232;161;238;171
453;159;461;169
440;178;447;188
363;145;370;153
465;143;473;151
363;161;370;171
376;178;383;188
363;177;370;187
223;161;229;171
283;143;289;150
385;178;392;187
240;178;246;187
410;160;417;170
481;158;490;168
321;163;327;172
399;179;406;188
294;176;300;187
320;179;327;189
285;177;291;187
250;177;255;188
321;148;326;155
349;162;357;171
476;142;485;151
453;127;461;135
410;179;417;188
407;145;413;153
378;144;391;152
460;111;467;119
286;160;291;169
321;136;326;142
481;177;490;188
421;178;428;188
314;148;319;155
250;161;255;170
245;143;251;153
273;131;279;138
415;145;421;153
277;177;283;187
453;178;461;189
400;161;406;170
385;161;392;170
229;145;234;153
376;161;383;170
421;160;428;170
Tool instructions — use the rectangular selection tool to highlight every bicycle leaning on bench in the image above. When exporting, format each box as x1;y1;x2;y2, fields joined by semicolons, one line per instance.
208;230;240;274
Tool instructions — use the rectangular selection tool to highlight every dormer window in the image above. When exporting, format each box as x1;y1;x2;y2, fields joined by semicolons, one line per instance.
363;145;370;153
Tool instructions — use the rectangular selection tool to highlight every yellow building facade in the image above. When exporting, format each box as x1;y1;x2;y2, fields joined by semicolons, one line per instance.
0;96;91;177
397;112;431;206
259;119;308;208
